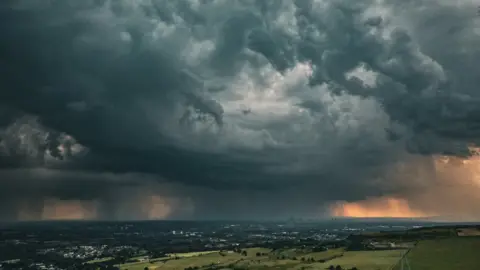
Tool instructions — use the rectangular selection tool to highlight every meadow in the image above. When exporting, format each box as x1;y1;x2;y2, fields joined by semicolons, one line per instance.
399;236;480;270
117;260;161;270
167;251;222;258
116;247;404;270
322;250;404;270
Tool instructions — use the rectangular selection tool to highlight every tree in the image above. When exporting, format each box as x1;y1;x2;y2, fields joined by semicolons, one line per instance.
328;265;335;270
301;257;305;261
144;267;149;270
256;252;261;257
241;250;247;256
335;265;342;270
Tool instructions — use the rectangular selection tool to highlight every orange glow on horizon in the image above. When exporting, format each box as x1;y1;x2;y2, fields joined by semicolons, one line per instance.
332;146;480;219
18;199;97;221
331;197;431;218
142;195;172;220
42;199;97;220
434;146;480;186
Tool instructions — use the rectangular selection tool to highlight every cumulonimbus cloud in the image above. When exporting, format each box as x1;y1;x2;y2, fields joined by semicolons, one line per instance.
0;0;480;220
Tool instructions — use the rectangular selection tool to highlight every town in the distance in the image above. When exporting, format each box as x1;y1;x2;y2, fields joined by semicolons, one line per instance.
0;219;478;270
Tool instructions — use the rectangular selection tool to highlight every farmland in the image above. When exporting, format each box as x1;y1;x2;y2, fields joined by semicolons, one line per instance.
117;260;163;270
167;251;220;258
116;247;404;270
324;250;404;270
117;248;270;270
399;237;480;270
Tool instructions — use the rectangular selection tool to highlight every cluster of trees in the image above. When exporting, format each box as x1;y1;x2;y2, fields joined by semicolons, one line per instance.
191;262;230;270
294;253;344;264
233;248;248;256
77;265;119;270
299;257;316;262
327;265;358;270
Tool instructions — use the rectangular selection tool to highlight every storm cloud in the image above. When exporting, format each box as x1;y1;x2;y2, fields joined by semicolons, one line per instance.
1;0;480;221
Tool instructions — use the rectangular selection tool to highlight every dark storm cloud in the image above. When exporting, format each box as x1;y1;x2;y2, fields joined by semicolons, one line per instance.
0;168;195;221
1;0;480;220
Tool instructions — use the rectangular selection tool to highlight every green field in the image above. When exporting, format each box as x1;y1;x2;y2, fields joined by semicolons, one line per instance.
285;250;404;270
117;248;268;270
399;237;480;270
114;247;404;270
167;251;220;258
322;250;404;270
117;260;160;270
301;248;344;261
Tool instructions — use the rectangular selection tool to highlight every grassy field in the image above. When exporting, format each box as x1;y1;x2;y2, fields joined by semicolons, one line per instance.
113;256;169;270
167;251;220;258
323;250;404;270
115;247;404;270
250;249;402;270
117;260;161;270
301;248;344;261
117;248;271;270
156;252;241;269
399;237;480;270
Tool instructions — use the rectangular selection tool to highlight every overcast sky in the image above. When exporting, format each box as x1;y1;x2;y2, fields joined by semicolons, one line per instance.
1;0;480;221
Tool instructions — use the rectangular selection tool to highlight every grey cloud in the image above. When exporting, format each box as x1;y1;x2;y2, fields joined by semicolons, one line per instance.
1;0;480;220
0;168;195;221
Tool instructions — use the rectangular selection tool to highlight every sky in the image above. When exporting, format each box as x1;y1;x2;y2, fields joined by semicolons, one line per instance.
1;0;480;221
